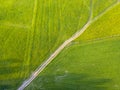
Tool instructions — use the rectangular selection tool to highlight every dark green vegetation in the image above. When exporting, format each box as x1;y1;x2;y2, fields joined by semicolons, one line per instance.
27;74;111;90
0;0;120;90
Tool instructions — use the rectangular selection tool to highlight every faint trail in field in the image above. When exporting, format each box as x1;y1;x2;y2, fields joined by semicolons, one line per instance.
18;1;119;90
70;34;120;47
89;0;93;20
0;23;30;29
23;0;38;77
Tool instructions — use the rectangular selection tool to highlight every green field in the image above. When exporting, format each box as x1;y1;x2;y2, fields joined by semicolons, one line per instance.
0;0;120;90
26;37;120;90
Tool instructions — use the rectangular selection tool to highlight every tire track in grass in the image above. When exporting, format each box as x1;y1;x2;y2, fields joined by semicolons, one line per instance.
23;0;38;78
18;1;120;90
0;23;30;29
69;34;120;48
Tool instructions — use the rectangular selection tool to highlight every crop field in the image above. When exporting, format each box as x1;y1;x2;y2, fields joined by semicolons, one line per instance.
0;0;120;90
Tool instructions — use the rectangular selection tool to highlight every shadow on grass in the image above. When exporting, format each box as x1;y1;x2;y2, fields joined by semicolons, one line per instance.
0;58;28;89
27;73;112;90
0;85;12;90
0;58;23;75
0;78;24;90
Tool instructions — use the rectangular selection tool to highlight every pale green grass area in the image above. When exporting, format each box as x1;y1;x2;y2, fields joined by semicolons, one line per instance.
26;38;120;90
76;3;120;42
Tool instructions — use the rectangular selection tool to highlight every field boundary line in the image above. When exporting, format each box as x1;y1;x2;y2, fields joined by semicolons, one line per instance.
18;1;120;90
69;34;120;47
85;34;120;42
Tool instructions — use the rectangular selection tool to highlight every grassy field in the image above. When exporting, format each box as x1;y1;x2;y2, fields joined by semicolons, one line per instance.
26;37;120;90
0;0;120;90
